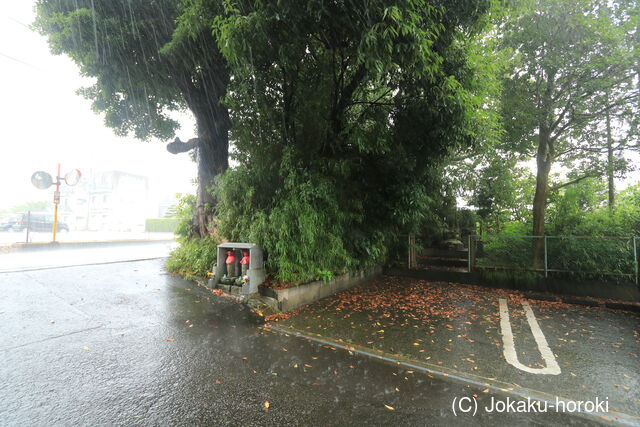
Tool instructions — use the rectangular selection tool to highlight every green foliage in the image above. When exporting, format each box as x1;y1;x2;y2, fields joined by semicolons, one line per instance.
166;193;223;279
499;0;638;244
477;224;533;270
546;184;640;279
479;184;640;280
213;0;495;282
216;165;370;283
555;184;640;237
35;0;182;140
173;193;197;240
501;0;636;151
546;236;635;280
144;218;180;233
467;155;534;232
546;178;608;234
166;236;219;281
35;1;231;238
34;0;229;140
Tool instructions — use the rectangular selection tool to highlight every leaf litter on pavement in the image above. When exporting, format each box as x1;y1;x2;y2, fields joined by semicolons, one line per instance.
275;276;514;353
272;274;640;402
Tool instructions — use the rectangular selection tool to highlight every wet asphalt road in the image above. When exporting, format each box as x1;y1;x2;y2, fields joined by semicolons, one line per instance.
0;259;589;426
0;241;176;273
278;276;640;419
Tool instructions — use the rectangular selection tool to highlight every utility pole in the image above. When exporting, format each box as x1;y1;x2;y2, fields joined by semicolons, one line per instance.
52;163;61;242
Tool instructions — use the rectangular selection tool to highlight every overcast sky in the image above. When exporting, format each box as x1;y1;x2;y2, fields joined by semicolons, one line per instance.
0;2;197;211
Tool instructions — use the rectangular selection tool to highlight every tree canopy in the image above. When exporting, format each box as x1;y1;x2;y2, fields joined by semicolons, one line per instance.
35;0;640;283
499;0;638;266
210;0;495;281
35;0;230;237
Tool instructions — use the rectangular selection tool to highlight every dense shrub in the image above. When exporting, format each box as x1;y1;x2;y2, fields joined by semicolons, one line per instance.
166;193;220;280
215;163;387;283
211;0;494;283
173;193;197;240
166;236;219;281
478;184;640;280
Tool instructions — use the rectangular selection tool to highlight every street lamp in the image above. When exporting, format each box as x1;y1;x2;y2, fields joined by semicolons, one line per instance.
30;163;81;242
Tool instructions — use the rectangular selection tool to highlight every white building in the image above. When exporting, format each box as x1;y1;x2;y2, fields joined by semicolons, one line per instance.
59;170;150;231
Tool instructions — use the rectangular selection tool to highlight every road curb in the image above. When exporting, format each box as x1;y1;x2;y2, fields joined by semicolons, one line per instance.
604;302;640;313
522;292;640;313
265;323;640;426
386;268;640;304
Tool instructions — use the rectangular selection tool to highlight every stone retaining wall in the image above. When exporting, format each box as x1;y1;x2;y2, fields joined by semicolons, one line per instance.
385;267;640;303
261;266;382;312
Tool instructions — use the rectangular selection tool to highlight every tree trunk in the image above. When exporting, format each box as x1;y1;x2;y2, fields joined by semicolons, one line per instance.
532;69;557;270
171;41;230;238
193;102;230;238
161;29;231;239
606;104;615;210
532;130;553;269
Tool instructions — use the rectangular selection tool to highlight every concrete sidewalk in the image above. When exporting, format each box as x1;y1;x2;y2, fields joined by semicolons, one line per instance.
271;276;640;424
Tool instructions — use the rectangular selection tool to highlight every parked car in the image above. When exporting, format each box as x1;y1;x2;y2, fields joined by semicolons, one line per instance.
11;212;69;232
0;214;20;231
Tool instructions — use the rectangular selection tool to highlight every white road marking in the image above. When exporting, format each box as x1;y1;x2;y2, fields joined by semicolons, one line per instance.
499;298;561;375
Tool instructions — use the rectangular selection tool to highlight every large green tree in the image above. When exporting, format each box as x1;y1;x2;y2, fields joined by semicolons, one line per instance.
210;0;495;281
467;155;534;233
35;0;229;237
501;0;638;268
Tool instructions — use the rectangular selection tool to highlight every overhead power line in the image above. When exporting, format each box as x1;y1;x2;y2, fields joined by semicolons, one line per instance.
0;51;41;71
6;16;30;29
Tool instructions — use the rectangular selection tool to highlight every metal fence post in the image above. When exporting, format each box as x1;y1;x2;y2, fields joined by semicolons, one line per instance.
633;236;638;286
543;236;548;278
468;234;471;273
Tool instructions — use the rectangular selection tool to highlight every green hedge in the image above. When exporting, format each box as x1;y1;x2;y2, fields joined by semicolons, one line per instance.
145;218;180;233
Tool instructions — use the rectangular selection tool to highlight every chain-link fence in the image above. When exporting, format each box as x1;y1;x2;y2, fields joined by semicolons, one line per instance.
469;235;639;284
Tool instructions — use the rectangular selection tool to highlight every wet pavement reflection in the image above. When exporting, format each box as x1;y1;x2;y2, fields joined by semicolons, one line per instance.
0;259;584;425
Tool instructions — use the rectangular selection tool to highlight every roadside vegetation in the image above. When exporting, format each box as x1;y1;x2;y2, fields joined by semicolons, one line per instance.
475;181;640;280
165;194;221;280
36;0;639;285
